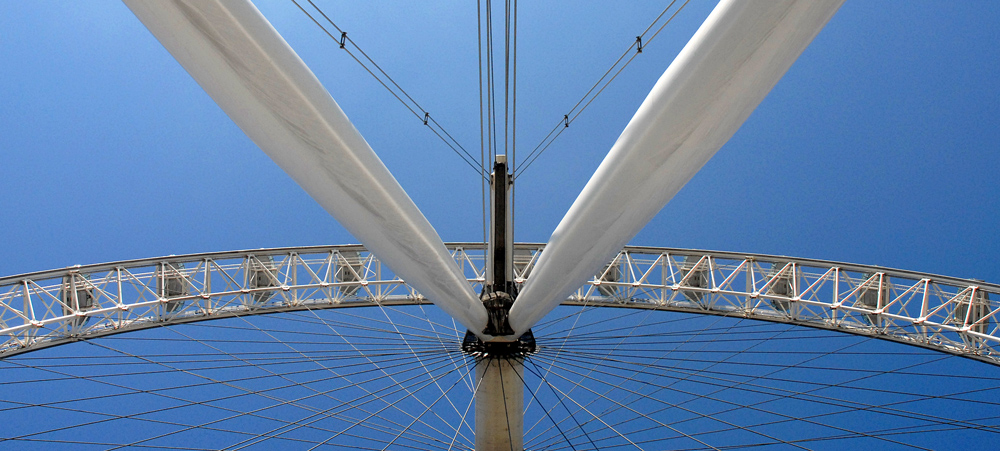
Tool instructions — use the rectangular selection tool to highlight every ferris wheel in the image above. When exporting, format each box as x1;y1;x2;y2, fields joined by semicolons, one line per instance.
1;1;999;450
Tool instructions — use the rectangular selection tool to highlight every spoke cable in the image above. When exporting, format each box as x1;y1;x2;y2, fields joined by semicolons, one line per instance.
515;0;692;178
108;321;464;450
289;0;487;180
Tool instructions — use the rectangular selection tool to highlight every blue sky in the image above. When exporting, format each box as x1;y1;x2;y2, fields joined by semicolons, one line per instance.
2;0;999;285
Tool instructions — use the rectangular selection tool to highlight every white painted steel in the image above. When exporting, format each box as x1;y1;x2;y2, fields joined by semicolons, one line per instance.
122;0;487;334
508;0;845;336
2;244;998;365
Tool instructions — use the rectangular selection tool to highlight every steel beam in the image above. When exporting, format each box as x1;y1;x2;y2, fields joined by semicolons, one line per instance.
1;244;998;365
508;0;845;336
122;0;488;335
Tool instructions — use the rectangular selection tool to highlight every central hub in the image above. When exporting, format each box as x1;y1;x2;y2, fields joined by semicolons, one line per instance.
462;329;536;359
466;154;535;359
481;291;515;336
464;290;536;359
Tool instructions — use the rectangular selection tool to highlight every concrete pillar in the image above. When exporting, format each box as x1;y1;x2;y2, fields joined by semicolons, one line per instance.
475;357;524;451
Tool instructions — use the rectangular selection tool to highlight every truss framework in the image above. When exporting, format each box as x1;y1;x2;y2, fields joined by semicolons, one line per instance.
0;244;997;363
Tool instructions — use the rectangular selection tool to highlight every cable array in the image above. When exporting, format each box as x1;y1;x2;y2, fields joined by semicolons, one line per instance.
291;0;487;180
1;305;998;449
515;0;692;178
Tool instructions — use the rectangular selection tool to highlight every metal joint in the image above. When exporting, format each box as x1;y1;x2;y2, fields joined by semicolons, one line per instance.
481;291;515;336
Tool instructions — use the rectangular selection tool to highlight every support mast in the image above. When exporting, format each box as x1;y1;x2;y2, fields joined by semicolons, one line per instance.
463;155;532;451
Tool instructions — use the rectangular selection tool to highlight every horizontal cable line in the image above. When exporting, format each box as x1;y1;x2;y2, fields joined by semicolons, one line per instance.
798;415;1000;442
531;303;623;330
290;0;486;179
187;315;461;343
0;400;225;445
515;0;692;178
533;312;850;338
99;335;454;347
7;348;454;367
527;353;614;450
358;302;469;335
525;317;766;450
622;425;942;451
529;306;667;444
536;348;1000;413
526;311;738;441
290;308;476;447
1;332;474;445
135;353;467;451
0;349;465;389
257;340;467;446
0;396;337;450
186;319;455;342
1;351;464;445
260;345;477;451
499;357;583;451
663;337;999;433
0;437;215;451
522;357;725;451
534;316;779;447
277;307;464;339
163;319;469;446
246;310;464;343
535;345;942;357
297;305;471;435
540;350;1000;432
697;392;1000;446
0;351;463;417
536;351;1000;438
5;302;998;449
18;354;472;451
537;321;868;341
4;346;465;362
538;332;855;348
532;305;703;336
528;355;932;451
100;331;464;446
370;304;470;335
533;301;780;336
1;362;338;446
691;352;1000;441
180;350;471;448
531;308;845;340
153;355;465;450
1;346;465;369
368;303;471;429
543;347;1000;384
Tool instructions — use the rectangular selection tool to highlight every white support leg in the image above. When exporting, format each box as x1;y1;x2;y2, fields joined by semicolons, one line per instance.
475;357;524;451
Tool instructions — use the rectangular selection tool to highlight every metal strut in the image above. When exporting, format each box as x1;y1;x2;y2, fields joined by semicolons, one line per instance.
483;155;516;335
464;155;532;451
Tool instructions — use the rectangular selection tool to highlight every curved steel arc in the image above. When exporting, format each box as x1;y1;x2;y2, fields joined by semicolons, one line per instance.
1;244;998;364
122;0;487;335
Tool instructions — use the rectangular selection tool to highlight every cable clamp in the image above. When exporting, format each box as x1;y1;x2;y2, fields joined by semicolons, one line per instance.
339;31;347;49
563;114;569;128
636;36;643;53
423;112;430;125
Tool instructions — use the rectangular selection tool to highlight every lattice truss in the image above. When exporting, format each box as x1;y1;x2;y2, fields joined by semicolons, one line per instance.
0;244;997;363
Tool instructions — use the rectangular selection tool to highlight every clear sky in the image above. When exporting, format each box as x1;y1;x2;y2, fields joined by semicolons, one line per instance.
2;1;998;283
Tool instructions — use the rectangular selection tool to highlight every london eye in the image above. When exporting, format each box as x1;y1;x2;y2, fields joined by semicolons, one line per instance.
1;1;999;449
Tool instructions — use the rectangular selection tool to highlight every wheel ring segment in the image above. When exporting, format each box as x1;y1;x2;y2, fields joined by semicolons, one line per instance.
0;243;997;364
